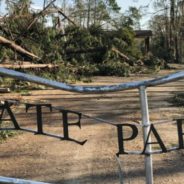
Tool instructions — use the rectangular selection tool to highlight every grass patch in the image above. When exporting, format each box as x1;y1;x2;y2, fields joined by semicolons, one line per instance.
0;121;21;143
0;130;18;143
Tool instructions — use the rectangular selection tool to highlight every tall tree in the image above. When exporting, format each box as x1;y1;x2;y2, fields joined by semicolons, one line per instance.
150;0;184;63
125;6;142;29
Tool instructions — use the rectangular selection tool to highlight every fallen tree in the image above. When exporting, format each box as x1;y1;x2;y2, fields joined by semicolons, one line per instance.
0;36;39;60
0;63;58;69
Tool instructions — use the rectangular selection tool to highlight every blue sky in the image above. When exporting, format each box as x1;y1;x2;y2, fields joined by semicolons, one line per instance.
0;0;153;28
116;0;154;28
32;0;154;28
30;0;153;12
117;0;152;11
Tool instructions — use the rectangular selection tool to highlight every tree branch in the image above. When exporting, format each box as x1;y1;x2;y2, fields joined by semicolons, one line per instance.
0;36;39;60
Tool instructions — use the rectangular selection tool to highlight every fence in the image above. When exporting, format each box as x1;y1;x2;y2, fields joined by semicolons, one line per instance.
0;67;184;184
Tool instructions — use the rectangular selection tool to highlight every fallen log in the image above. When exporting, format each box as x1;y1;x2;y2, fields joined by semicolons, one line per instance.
0;63;58;69
0;88;10;93
0;36;39;60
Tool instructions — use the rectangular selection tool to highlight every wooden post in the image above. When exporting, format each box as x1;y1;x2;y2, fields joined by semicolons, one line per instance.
139;86;153;184
145;37;150;53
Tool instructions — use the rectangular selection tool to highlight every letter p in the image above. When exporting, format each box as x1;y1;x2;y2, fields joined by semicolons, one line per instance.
116;124;138;156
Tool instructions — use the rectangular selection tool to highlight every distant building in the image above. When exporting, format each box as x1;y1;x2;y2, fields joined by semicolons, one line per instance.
134;30;152;53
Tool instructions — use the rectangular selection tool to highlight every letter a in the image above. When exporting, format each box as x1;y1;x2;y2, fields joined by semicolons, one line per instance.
142;124;167;154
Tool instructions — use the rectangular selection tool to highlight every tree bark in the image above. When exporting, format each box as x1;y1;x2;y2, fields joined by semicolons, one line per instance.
87;0;91;28
170;0;176;61
111;47;130;61
27;0;57;30
0;36;39;60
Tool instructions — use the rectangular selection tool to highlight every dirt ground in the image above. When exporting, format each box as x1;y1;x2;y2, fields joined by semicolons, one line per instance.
0;66;184;184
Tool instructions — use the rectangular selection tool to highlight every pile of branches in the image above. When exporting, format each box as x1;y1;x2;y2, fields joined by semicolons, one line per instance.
0;0;164;80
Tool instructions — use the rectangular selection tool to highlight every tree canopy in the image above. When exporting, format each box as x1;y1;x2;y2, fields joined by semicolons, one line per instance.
0;0;170;82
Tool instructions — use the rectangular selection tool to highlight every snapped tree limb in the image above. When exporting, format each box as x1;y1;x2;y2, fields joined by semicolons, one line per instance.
26;0;57;30
0;36;40;60
111;47;130;61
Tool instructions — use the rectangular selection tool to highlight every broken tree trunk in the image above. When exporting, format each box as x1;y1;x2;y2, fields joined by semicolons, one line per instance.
57;9;77;26
111;47;134;66
111;47;130;61
0;36;39;60
27;0;57;30
0;88;10;93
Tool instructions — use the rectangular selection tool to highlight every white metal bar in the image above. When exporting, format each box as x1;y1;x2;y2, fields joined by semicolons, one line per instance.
115;156;124;184
0;67;184;93
139;86;153;184
0;176;50;184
